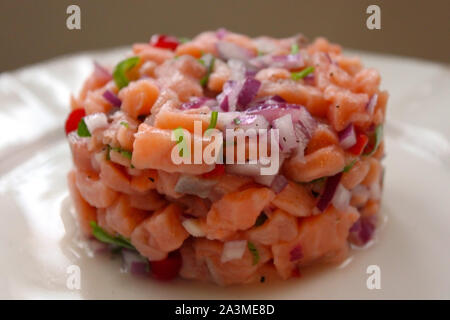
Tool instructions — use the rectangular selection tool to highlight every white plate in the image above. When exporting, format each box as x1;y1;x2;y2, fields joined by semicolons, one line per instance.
0;48;449;299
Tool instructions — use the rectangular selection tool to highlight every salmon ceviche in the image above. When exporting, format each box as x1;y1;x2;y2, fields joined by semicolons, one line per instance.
66;29;387;285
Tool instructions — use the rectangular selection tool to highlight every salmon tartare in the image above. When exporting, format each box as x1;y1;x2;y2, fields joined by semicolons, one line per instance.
66;30;387;285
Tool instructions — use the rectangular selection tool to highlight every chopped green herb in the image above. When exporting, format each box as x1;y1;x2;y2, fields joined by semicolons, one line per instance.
254;213;268;227
247;241;260;265
343;159;357;172
200;56;216;87
290;43;299;54
257;50;265;56
260;276;266;283
233;117;241;125
120;150;132;160
113;56;140;89
77;118;91;137
90;221;135;250
110;146;133;162
364;125;383;156
291;66;315;81
309;176;326;184
120;121;129;128
178;37;190;44
208;111;218;130
106;145;111;160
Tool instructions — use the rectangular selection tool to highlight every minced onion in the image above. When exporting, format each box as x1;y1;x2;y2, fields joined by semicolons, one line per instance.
331;184;351;211
221;240;247;263
121;249;149;276
366;93;378;115
216;41;255;62
270;174;288;194
83;112;108;134
316;172;343;212
272;114;298;151
102;90;122;107
338;124;357;149
174;175;218;199
182;218;206;237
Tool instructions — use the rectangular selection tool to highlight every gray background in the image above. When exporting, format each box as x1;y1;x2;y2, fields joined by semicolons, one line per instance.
1;0;449;72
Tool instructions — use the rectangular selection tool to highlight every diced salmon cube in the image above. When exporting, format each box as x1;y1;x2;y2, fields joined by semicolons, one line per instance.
105;195;149;238
130;169;158;193
74;169;118;208
99;160;134;194
247;209;298;245
206;187;275;235
127;190;167;211
194;238;272;285
132;123;215;174
341;159;370;190
67;170;97;236
271;182;315;217
118;79;159;118
138;204;188;253
283;145;345;182
272;206;359;279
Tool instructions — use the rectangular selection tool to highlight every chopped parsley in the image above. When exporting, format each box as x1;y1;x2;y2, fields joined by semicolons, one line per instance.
247;241;260;265
90;221;135;250
178;37;190;44
233;117;241;125
77;118;91;137
291;66;315;81
207;111;218;130
173;127;187;157
110;146;132;160
290;43;299;55
200;55;215;87
364;124;383;156
120;121;129;128
113;56;140;89
343;159;357;172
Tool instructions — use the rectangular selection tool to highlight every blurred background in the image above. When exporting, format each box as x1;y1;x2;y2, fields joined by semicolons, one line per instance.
0;0;449;72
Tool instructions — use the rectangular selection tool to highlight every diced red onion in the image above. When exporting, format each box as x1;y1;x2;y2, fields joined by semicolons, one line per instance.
250;53;304;70
226;114;269;131
228;59;246;81
216;41;255;62
272;114;298;151
270;175;288;194
84;112;108;133
221;240;247;263
366;93;378;115
174;175;218;199
121;249;149;275
338;124;357;149
217;80;242;112
88;239;109;254
316;172;343;212
303;73;315;85
130;262;150;276
94;62;112;82
289;244;303;262
246;103;301;122
216;28;228;39
102;90;121;107
237;77;261;110
181;96;216;110
331;184;351;211
182;218;206;237
349;217;375;246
